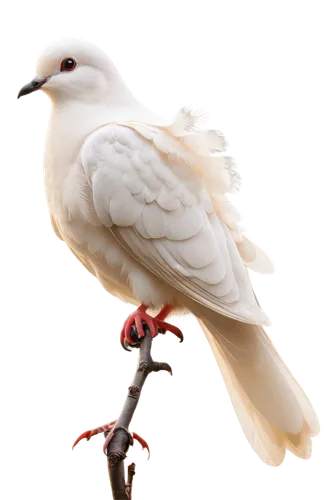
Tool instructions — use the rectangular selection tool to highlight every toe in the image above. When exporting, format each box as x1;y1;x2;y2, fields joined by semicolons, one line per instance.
72;427;99;451
156;320;184;342
103;429;115;455
134;315;145;338
132;432;150;459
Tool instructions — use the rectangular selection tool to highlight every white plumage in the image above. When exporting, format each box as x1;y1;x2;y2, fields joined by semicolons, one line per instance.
21;38;319;465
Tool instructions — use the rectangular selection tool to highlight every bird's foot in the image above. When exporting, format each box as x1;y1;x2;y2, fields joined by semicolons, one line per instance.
72;418;152;461
120;304;183;351
72;420;116;450
120;305;157;350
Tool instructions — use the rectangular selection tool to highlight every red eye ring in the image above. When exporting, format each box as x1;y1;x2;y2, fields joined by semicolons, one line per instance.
60;57;77;72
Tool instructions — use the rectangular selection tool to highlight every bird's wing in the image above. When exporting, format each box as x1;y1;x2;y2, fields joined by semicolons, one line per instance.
211;191;275;276
80;112;271;324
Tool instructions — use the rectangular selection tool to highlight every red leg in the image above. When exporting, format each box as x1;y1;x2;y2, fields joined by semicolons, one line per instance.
155;305;174;321
120;304;183;350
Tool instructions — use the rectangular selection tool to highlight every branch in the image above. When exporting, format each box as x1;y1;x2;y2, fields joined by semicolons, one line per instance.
105;328;172;499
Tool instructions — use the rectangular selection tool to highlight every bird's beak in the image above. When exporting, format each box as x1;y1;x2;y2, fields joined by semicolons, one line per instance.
17;77;48;99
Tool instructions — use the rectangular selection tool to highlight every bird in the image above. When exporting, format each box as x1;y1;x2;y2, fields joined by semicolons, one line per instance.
18;38;319;466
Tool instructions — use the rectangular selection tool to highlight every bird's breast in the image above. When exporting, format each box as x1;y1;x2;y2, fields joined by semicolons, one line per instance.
44;154;132;286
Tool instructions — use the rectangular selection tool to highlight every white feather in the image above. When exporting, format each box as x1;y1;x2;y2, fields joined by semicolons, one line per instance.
82;124;270;326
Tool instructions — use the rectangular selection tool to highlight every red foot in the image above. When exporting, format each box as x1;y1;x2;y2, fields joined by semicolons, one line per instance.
72;420;150;458
120;304;183;351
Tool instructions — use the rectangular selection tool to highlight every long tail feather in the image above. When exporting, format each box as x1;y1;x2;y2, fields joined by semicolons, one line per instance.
196;309;319;466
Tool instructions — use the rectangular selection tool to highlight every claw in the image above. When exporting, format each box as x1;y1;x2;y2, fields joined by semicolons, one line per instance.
120;304;183;349
72;429;97;451
72;418;152;461
72;419;116;451
132;429;152;462
120;305;159;349
154;319;185;342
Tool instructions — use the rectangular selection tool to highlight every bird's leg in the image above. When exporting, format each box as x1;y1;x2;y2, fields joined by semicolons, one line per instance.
154;304;174;321
120;304;183;350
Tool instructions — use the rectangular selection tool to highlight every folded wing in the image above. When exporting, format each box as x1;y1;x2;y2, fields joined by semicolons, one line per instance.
81;122;270;325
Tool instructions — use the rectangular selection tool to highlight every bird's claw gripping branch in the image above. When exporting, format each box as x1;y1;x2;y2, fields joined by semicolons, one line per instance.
120;304;184;351
72;418;152;461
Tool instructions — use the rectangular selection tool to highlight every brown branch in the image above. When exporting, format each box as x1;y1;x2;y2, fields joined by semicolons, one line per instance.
125;463;136;500
105;328;172;499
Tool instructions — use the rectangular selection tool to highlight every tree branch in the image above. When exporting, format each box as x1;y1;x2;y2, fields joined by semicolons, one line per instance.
105;328;172;499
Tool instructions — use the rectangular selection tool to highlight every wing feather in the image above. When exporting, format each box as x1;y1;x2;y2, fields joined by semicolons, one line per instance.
81;123;270;325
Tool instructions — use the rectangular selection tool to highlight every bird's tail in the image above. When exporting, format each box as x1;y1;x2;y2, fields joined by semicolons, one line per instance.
196;309;319;465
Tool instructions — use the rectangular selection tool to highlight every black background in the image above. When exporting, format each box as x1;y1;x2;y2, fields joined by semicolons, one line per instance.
3;31;330;500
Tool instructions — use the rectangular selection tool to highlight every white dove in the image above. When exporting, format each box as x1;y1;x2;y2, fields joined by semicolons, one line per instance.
18;38;319;466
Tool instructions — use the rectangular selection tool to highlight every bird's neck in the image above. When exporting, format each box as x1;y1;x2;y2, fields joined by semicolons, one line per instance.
44;90;165;170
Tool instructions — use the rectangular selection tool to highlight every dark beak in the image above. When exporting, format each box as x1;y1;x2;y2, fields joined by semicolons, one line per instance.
17;78;47;99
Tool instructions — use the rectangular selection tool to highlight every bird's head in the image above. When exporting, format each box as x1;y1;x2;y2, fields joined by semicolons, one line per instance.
17;38;119;103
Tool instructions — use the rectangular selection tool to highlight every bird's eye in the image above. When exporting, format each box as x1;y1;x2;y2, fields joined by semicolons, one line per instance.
60;57;77;72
